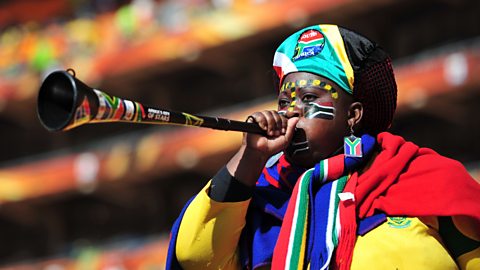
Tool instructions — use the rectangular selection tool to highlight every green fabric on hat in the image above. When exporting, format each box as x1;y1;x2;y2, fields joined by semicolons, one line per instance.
273;25;353;94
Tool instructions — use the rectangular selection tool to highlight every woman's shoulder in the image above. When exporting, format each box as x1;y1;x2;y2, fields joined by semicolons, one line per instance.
377;132;470;177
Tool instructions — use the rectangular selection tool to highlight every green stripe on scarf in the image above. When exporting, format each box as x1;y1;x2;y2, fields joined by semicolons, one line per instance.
289;170;312;269
332;176;348;246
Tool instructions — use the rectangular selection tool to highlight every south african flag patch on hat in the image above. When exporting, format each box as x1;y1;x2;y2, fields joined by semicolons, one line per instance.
292;29;325;61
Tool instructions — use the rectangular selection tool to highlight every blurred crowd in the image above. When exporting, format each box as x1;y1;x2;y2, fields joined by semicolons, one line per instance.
0;0;264;100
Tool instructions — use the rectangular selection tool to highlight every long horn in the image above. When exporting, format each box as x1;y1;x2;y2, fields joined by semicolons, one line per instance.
37;70;266;135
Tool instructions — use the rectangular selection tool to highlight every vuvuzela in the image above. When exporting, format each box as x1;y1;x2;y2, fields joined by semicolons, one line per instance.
37;70;265;135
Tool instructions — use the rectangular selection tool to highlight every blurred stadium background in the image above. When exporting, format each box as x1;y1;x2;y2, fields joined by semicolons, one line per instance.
0;0;479;269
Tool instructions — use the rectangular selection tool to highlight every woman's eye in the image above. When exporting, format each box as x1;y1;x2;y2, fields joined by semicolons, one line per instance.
301;94;317;103
278;99;290;108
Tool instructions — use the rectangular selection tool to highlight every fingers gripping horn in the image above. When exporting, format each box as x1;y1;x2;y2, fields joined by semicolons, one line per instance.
37;70;266;135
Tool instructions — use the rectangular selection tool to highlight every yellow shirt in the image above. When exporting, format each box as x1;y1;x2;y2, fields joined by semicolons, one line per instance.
351;217;458;269
175;182;479;270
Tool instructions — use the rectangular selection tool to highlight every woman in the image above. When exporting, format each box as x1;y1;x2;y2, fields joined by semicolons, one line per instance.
166;24;480;269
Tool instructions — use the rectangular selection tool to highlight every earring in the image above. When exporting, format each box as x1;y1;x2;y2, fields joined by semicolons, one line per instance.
344;126;362;158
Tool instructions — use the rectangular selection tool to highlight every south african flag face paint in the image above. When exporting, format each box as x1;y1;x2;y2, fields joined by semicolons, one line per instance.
304;102;335;120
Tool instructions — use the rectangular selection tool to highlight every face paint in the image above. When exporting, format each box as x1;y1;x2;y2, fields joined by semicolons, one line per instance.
288;90;296;112
289;141;309;155
279;79;339;99
304;102;335;120
298;79;307;87
280;81;296;92
286;128;310;156
321;83;339;99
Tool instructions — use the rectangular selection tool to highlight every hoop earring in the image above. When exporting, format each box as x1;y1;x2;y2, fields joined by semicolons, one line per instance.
344;126;362;158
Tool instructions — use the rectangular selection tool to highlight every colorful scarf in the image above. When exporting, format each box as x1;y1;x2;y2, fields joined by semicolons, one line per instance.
271;135;376;270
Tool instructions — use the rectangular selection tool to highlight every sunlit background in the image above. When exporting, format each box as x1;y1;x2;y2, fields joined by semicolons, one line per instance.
0;0;479;269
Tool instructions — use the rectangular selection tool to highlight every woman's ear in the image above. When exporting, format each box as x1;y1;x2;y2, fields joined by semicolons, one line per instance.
347;101;363;129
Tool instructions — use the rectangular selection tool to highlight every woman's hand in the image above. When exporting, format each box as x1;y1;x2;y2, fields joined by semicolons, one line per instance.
226;111;298;187
244;111;299;159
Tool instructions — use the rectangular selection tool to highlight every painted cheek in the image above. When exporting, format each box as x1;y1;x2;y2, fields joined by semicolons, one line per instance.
304;102;335;120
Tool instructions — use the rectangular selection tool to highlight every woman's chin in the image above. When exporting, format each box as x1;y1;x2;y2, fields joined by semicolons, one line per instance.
284;150;317;169
284;145;340;168
285;128;316;167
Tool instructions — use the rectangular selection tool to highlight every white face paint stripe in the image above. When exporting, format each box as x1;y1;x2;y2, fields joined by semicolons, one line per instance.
309;111;335;119
292;141;309;155
305;103;335;120
311;103;335;110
